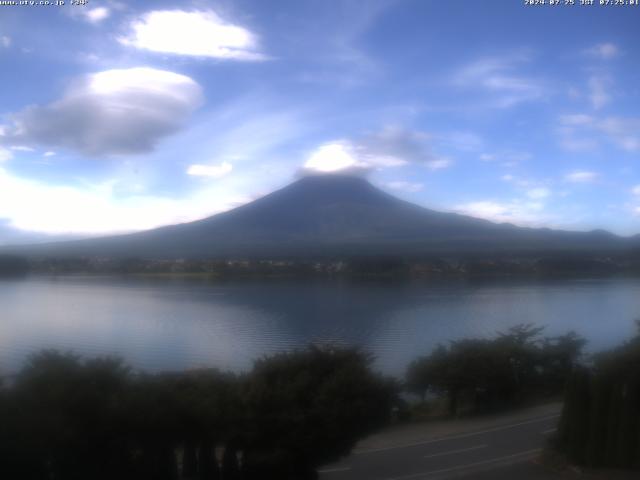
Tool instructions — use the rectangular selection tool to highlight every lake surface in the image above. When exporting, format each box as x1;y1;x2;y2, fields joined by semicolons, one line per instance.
1;275;639;376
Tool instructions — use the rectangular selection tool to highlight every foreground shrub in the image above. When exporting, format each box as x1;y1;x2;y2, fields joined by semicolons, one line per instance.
0;346;397;480
557;325;640;470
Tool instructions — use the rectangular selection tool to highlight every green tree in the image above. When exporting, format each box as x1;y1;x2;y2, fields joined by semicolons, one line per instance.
406;324;586;416
10;351;132;480
405;344;448;401
558;324;640;470
242;345;397;479
539;331;587;394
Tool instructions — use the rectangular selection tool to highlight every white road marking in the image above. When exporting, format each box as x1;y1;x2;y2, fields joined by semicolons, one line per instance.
423;444;487;459
318;466;352;474
385;448;542;480
356;414;560;455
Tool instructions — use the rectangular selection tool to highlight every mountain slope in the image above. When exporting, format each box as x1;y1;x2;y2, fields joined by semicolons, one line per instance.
5;175;634;259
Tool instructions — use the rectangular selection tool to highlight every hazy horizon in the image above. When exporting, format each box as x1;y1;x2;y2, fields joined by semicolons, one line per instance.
2;172;640;248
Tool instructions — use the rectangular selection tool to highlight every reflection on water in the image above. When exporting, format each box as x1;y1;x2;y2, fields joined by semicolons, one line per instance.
0;276;639;375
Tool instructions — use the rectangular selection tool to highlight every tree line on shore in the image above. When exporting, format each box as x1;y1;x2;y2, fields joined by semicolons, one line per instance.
3;253;640;278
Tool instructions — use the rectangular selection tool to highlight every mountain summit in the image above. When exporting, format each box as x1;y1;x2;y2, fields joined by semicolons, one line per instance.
6;174;633;259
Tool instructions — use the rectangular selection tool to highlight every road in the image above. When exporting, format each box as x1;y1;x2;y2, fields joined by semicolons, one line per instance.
319;404;562;480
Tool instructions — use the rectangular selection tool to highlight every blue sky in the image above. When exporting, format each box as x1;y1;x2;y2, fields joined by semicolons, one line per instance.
0;0;639;243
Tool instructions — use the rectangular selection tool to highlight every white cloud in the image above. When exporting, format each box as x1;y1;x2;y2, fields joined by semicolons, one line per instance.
43;151;56;157
454;199;548;226
479;150;531;166
119;10;266;61
558;114;640;152
588;76;610;110
1;36;10;48
0;219;76;246
302;127;449;175
385;181;423;193
68;5;111;25
0;167;248;235
78;53;101;63
505;152;531;163
632;185;640;196
84;7;110;23
502;174;553;197
598;117;640;151
559;114;594;126
558;136;599;152
359;127;433;166
0;148;12;162
455;54;543;107
565;171;597;183
440;131;484;152
187;161;233;178
456;201;510;221
585;43;619;60
557;114;598;151
3;67;203;156
526;187;551;199
304;142;367;173
425;158;451;170
10;145;34;152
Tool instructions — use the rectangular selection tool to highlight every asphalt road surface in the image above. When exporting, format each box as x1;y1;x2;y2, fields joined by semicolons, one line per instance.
319;408;561;480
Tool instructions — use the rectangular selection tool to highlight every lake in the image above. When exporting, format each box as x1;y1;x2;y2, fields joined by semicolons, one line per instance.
1;275;639;376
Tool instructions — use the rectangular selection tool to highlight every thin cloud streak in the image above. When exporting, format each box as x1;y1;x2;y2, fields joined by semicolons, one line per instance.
454;53;544;108
584;42;619;60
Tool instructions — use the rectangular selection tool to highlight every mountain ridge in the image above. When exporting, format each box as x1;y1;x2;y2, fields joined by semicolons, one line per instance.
2;174;636;259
